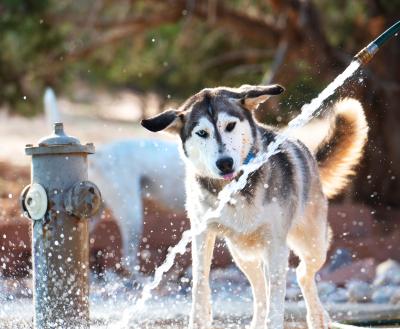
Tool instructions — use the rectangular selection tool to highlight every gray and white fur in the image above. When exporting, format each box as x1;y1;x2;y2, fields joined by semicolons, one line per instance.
142;84;368;329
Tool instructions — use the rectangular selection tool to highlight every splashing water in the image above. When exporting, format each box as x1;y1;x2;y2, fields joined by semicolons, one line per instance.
115;60;361;328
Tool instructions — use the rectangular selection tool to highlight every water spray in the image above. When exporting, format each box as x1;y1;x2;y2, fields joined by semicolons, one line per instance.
354;20;400;65
116;20;400;328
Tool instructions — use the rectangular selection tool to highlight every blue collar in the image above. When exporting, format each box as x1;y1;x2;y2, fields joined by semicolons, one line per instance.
243;148;256;165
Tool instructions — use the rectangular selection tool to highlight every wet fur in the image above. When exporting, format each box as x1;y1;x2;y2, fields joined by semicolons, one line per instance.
142;86;368;329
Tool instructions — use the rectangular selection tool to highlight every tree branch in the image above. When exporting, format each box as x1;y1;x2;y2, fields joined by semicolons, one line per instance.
66;8;183;61
36;8;184;79
201;48;274;70
191;0;281;44
143;0;282;44
268;0;347;68
261;38;288;84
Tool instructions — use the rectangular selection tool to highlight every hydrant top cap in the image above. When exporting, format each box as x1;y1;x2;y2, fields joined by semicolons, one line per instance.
38;122;80;146
25;122;95;155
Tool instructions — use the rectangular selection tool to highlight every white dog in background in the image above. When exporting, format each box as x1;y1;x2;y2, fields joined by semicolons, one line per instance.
44;88;185;274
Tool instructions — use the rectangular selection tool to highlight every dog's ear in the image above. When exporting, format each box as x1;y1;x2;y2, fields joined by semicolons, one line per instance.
141;109;183;134
238;84;284;111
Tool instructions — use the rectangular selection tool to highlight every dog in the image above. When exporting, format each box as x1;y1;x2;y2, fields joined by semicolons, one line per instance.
44;88;186;274
141;84;368;329
88;139;185;273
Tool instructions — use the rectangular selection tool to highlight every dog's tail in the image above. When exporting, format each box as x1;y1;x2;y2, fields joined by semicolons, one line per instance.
44;87;61;128
315;98;368;198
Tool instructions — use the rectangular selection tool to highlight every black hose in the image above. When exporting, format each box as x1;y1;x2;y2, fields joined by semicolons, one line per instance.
354;20;400;65
373;20;400;48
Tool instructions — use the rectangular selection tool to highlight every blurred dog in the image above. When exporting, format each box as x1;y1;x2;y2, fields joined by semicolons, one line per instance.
142;84;368;329
44;88;185;274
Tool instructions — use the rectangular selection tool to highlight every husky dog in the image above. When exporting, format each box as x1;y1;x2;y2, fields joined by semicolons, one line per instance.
44;88;186;274
142;84;368;329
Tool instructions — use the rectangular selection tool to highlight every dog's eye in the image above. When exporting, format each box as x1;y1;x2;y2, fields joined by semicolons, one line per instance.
196;130;209;138
226;122;236;132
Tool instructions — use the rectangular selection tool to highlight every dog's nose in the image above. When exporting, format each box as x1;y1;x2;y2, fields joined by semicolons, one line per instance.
216;157;234;174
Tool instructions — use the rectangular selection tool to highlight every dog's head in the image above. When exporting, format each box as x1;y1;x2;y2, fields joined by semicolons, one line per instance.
141;84;284;180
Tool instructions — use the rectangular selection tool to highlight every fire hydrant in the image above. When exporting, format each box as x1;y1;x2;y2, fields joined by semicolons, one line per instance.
20;122;101;329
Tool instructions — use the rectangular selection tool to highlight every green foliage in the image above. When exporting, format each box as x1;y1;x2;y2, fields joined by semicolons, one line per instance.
0;0;397;115
0;0;64;115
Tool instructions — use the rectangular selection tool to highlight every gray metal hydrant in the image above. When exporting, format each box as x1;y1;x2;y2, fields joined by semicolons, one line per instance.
20;122;101;329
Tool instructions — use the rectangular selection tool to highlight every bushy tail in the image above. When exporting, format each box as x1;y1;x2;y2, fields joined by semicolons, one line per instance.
44;87;61;129
315;98;368;198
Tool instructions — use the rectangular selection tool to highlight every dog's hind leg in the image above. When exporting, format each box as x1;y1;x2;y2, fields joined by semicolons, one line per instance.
102;176;143;275
288;205;330;329
228;243;267;329
189;230;216;329
263;242;289;329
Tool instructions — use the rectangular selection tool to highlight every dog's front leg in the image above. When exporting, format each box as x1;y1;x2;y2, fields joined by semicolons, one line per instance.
189;230;216;329
264;243;289;329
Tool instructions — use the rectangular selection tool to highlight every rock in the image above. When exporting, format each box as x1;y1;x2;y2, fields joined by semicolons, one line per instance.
319;258;377;286
184;265;192;279
317;282;337;302
389;287;400;304
371;285;397;304
373;259;400;287
326;248;353;272
286;286;302;301
286;267;299;288
326;287;348;303
210;265;246;284
346;280;372;303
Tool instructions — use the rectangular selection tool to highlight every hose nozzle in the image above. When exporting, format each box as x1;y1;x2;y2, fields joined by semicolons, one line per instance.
354;20;400;66
354;42;379;65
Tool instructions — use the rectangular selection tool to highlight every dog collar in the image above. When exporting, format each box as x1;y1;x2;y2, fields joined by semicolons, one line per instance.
243;149;256;165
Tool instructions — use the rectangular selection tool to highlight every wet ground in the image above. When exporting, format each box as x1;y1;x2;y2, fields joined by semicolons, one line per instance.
2;290;400;329
0;270;400;329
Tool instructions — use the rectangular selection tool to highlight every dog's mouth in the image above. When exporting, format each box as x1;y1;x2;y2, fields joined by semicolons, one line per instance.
220;171;236;180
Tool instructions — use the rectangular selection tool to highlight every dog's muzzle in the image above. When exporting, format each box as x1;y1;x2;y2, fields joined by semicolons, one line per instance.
216;157;234;176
